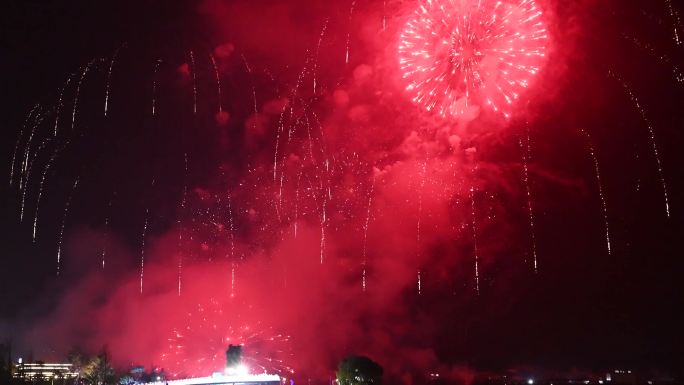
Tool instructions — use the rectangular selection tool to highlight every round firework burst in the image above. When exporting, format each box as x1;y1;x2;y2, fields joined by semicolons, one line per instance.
161;298;294;377
398;0;549;119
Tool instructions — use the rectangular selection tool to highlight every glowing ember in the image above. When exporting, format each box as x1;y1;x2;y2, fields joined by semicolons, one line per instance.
398;0;549;119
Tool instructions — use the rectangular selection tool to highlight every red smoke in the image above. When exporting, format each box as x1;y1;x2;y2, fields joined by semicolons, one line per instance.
19;0;592;383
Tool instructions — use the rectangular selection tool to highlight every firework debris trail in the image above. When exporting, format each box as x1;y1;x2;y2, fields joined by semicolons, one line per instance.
178;154;188;296
665;0;682;46
20;112;49;223
313;18;329;93
20;107;45;193
152;58;163;116
470;186;480;295
189;50;198;115
345;0;356;65
54;75;75;137
140;207;150;294
209;53;224;114
10;105;40;187
104;45;124;116
57;178;79;276
101;197;114;270
609;71;670;218
11;105;40;192
72;60;96;131
624;34;684;83
519;127;538;272
32;149;60;242
361;175;375;292
581;128;612;256
416;154;428;295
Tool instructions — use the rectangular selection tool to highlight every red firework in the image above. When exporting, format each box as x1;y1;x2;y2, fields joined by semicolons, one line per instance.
160;298;293;377
398;0;549;119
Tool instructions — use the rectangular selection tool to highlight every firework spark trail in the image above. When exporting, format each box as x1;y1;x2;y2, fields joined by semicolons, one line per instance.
313;19;329;93
32;150;59;242
152;58;163;116
227;192;236;297
52;76;74;137
209;54;223;113
416;155;428;295
294;168;303;238
320;194;327;265
361;176;375;292
241;54;258;117
470;186;480;295
178;153;188;296
20;115;49;222
345;1;356;65
665;0;682;45
273;105;289;182
104;46;122;116
189;51;198;114
398;0;548;118
57;178;79;276
140;208;150;294
72;61;95;131
20;108;44;192
581;129;612;256
625;35;684;83
519;128;538;272
383;0;387;31
101;198;113;270
10;105;40;186
611;72;671;217
417;270;422;296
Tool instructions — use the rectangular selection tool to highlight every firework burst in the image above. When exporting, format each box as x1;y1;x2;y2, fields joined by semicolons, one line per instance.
398;0;549;119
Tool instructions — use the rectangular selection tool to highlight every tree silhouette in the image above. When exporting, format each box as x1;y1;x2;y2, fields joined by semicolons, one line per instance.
336;356;383;385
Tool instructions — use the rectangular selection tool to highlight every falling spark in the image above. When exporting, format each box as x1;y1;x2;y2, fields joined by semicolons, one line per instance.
20;107;44;192
417;270;422;296
313;19;329;93
104;46;122;116
152;58;163;116
416;156;427;294
625;34;684;83
227;191;237;297
10;105;39;186
361;177;375;292
54;77;72;136
140;208;150;294
209;53;223;113
102;198;113;270
665;0;682;45
398;0;548;118
178;153;188;296
519;128;538;272
611;72;670;217
32;150;58;242
345;1;356;64
383;0;387;31
581;129;612;256
57;178;79;276
190;51;198;114
320;196;327;265
470;186;480;295
20;115;48;222
72;61;95;131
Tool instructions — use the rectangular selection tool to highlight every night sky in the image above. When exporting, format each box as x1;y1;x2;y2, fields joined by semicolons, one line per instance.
1;0;683;383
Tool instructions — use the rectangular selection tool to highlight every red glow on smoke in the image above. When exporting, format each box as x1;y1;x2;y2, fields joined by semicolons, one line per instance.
398;0;549;119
